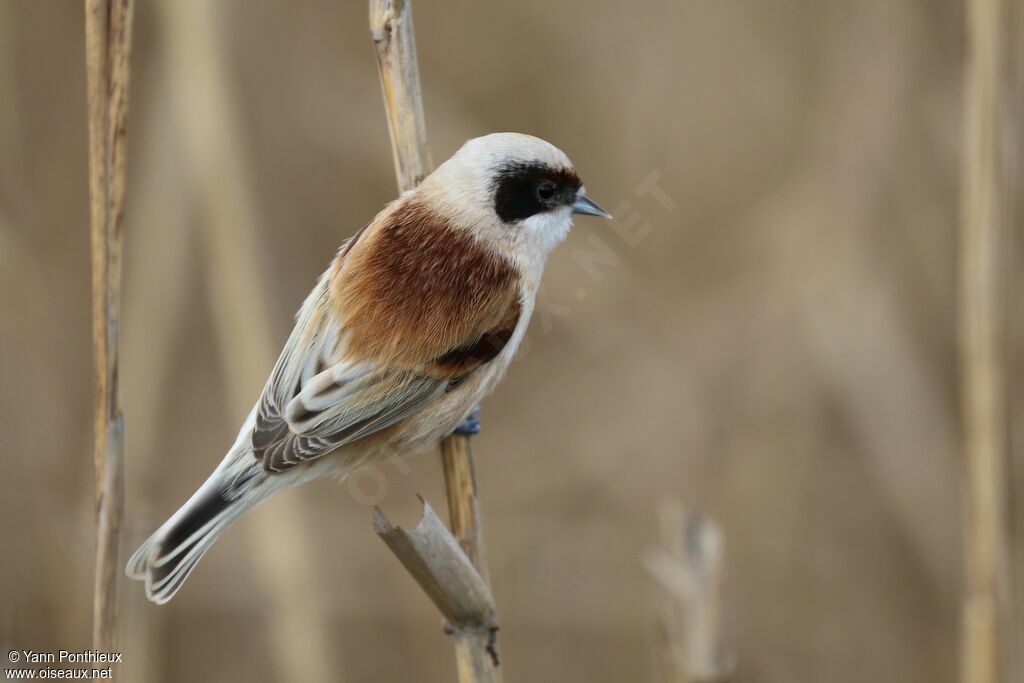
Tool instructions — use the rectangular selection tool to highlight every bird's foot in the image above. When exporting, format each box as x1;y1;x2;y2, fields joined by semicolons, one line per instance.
452;406;481;436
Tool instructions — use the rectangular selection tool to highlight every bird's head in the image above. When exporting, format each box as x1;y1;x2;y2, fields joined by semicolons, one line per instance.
417;132;610;269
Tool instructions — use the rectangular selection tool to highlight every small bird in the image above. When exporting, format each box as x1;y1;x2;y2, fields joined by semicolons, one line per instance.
126;132;610;603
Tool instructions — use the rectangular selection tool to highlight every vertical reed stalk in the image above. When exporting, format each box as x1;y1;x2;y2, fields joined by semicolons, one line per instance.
84;0;134;655
959;0;1019;681
369;0;432;190
440;438;490;583
369;1;500;680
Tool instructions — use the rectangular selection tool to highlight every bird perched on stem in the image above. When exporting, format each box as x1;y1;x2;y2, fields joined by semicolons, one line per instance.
127;132;610;603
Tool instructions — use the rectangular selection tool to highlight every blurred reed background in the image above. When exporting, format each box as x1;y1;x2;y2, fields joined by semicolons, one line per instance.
1;0;1020;681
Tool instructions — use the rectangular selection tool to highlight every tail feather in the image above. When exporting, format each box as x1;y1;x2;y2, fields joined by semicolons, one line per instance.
126;473;252;604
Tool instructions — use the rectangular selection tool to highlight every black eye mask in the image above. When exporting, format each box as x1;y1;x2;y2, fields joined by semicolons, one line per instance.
492;162;581;222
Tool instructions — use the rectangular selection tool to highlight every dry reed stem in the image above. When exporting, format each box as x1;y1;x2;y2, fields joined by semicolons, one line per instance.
959;0;1019;681
84;0;134;655
369;0;432;190
440;436;491;583
369;1;501;680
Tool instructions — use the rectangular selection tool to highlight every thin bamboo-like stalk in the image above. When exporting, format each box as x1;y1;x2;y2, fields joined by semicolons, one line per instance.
84;0;134;655
368;2;501;680
369;0;432;190
440;436;490;583
959;0;1019;682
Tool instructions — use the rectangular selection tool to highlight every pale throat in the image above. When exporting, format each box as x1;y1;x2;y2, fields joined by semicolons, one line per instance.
523;207;573;255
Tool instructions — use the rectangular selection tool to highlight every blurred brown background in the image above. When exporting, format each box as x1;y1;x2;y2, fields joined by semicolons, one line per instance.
1;0;1015;681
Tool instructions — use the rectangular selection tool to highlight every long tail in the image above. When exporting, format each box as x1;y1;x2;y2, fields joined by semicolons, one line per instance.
126;464;261;604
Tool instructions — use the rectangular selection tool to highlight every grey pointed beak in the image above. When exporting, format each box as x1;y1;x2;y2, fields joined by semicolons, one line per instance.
571;194;612;219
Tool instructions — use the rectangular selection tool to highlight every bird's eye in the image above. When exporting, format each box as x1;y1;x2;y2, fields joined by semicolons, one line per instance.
536;182;556;201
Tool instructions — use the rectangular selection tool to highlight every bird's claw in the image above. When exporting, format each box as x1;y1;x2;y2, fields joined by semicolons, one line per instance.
452;406;481;436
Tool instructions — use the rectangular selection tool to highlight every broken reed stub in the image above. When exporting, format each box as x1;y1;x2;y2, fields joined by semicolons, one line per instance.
373;497;498;631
